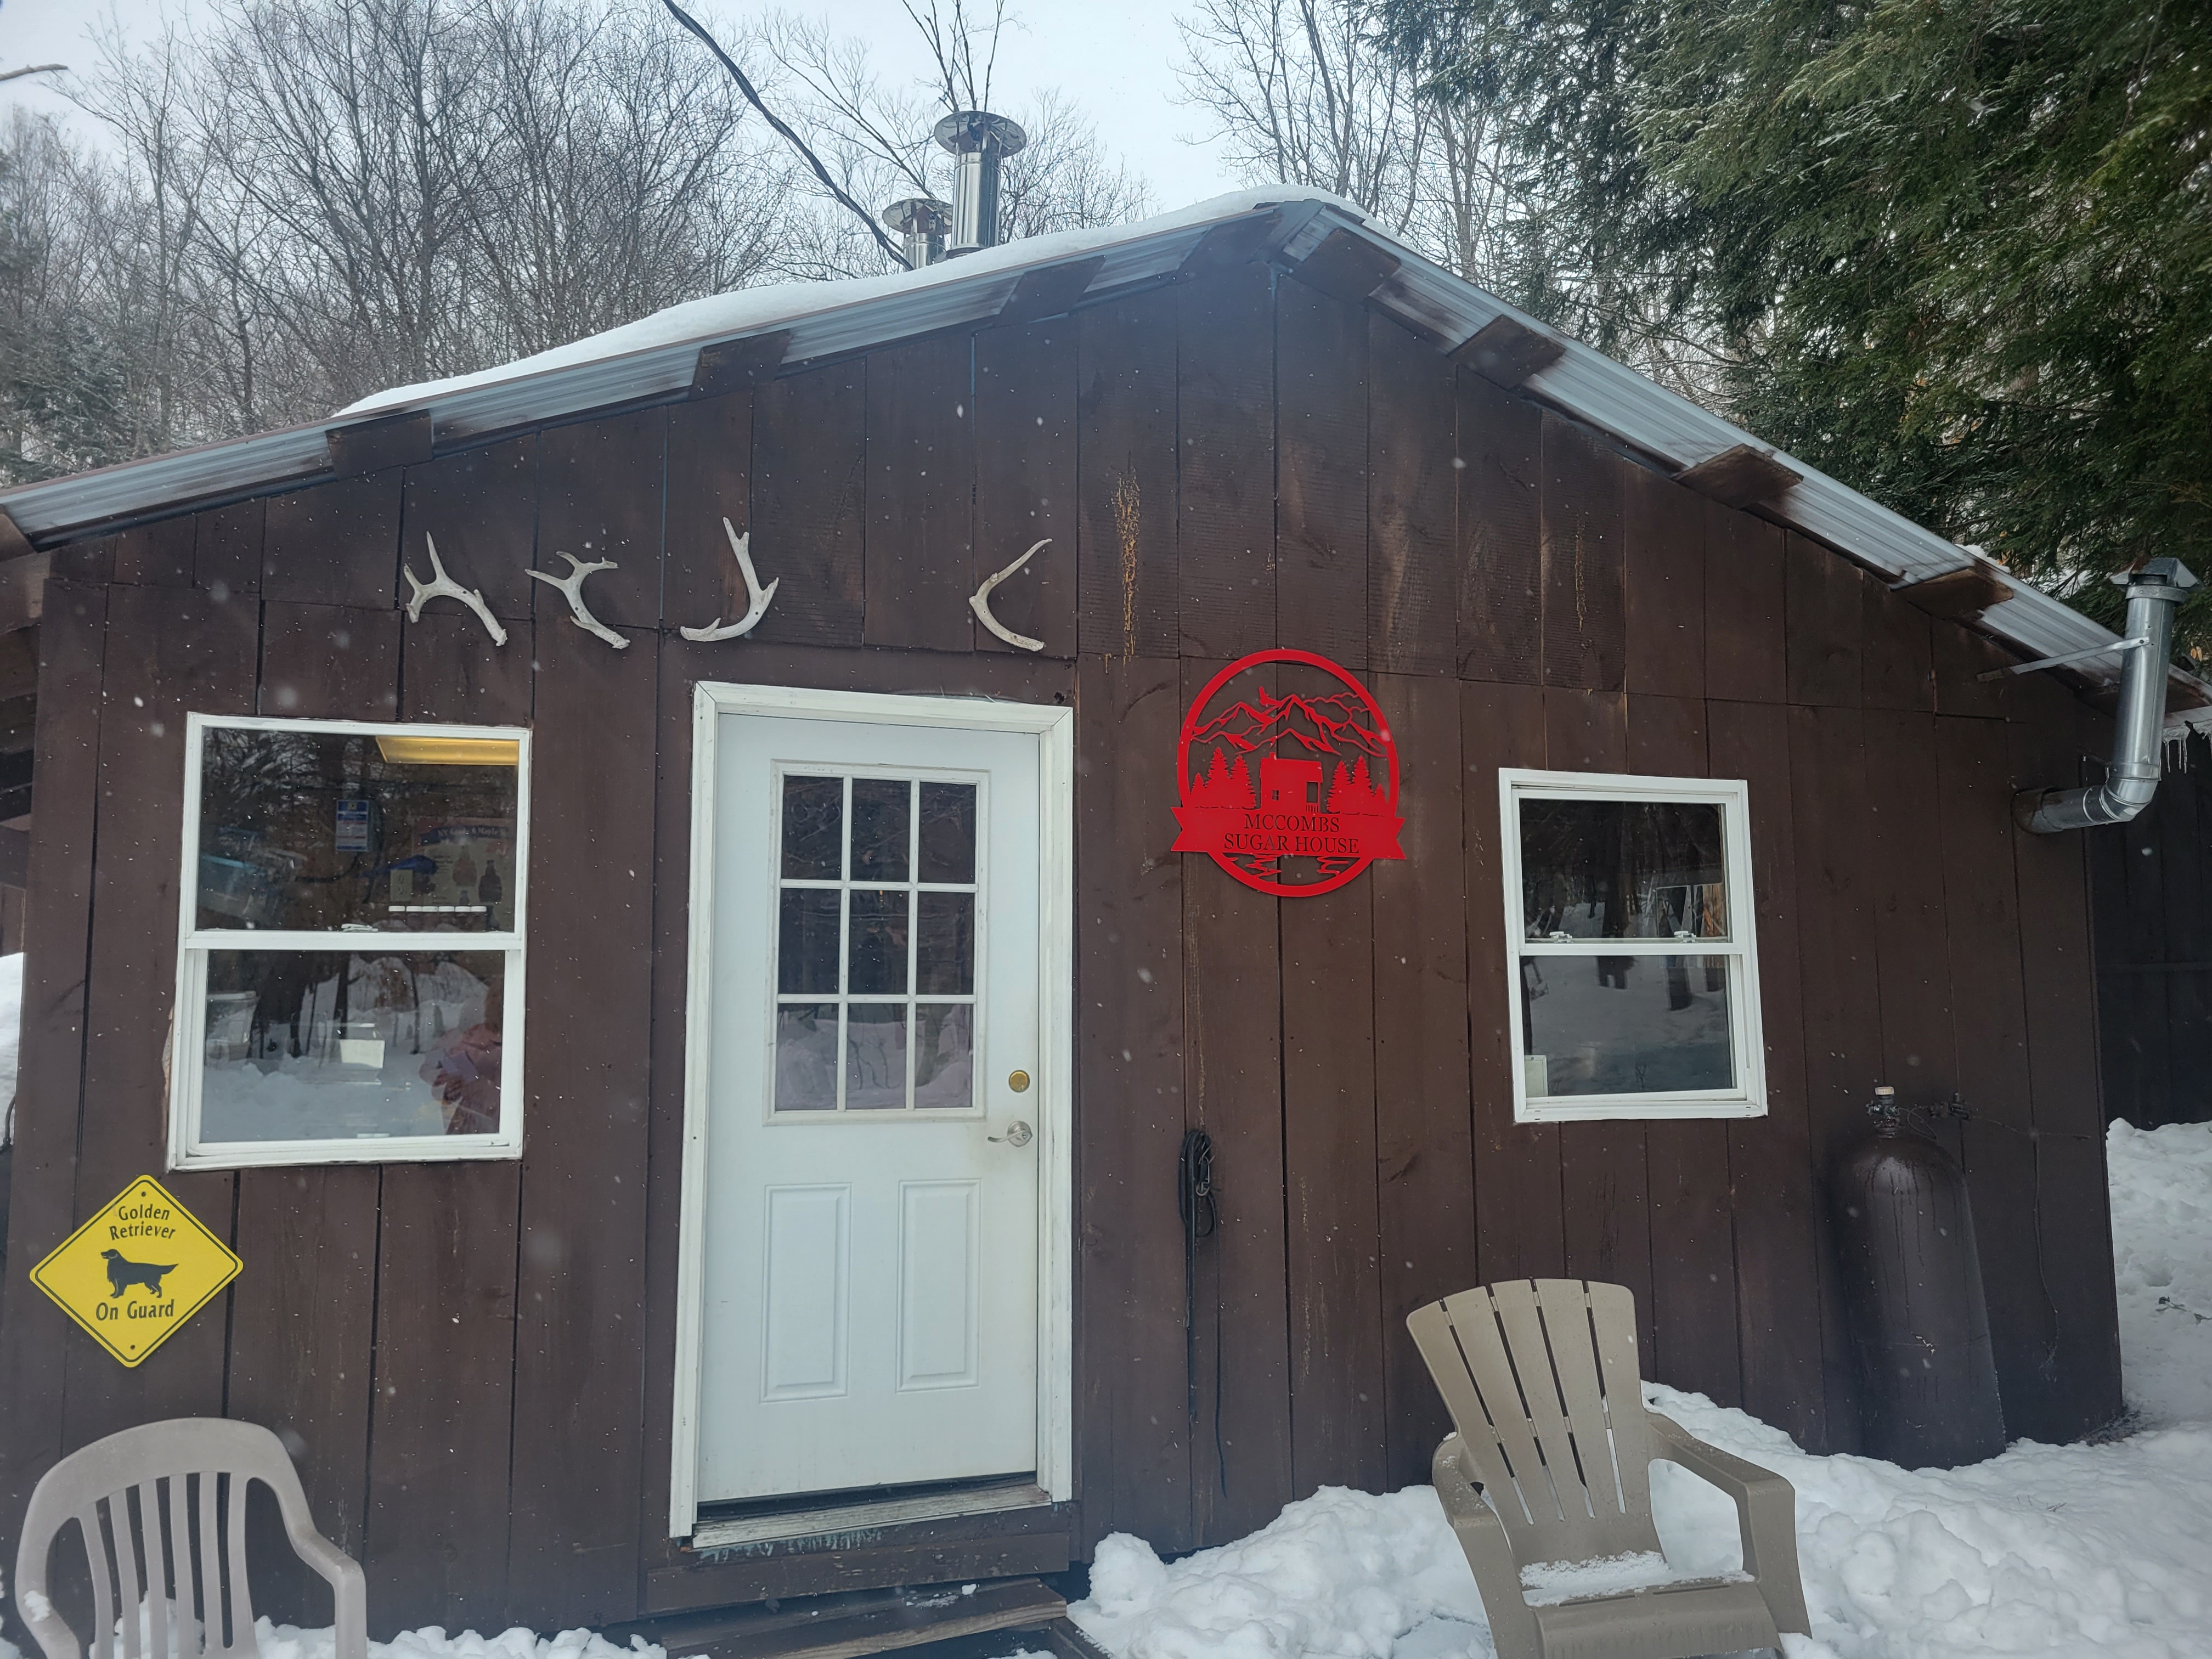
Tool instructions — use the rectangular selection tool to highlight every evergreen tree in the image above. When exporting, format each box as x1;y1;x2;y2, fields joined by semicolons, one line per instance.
1375;0;2212;652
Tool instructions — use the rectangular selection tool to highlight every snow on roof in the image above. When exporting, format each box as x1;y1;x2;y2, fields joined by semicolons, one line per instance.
340;188;1368;417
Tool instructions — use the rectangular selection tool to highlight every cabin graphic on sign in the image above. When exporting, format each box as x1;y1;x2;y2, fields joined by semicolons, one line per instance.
1174;659;1405;894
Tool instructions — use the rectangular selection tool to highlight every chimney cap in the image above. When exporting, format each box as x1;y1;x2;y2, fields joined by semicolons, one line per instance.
882;197;953;235
934;110;1028;156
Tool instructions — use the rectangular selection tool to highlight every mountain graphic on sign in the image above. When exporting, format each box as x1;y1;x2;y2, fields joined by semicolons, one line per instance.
1184;690;1390;802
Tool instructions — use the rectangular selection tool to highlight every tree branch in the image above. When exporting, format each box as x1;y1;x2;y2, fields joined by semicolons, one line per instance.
658;0;909;269
0;63;68;84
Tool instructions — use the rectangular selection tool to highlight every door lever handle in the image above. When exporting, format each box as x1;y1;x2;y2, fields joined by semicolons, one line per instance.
989;1121;1034;1148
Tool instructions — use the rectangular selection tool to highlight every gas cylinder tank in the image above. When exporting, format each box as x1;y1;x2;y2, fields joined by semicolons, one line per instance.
1832;1088;2006;1468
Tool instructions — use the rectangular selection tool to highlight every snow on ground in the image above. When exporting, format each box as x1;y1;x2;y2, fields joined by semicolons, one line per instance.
3;1119;2208;1659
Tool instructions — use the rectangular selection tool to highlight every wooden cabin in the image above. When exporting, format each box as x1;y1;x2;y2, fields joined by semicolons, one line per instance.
0;190;2191;1646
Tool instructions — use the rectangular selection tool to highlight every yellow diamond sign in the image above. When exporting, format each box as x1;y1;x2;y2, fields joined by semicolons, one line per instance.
30;1177;241;1368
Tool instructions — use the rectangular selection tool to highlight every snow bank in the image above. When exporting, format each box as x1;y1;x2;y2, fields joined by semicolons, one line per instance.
2108;1117;2212;1426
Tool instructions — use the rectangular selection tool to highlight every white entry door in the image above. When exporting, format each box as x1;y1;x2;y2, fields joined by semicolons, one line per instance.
693;705;1046;1505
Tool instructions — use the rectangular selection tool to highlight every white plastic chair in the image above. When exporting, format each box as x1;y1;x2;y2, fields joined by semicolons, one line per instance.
13;1419;366;1659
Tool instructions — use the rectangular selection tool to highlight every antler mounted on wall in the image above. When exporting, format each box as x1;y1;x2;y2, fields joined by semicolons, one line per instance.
528;551;628;650
680;517;778;642
970;538;1050;652
404;534;508;646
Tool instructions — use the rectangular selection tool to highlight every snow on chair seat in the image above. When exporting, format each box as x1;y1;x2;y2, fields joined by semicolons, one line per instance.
1407;1278;1810;1659
12;1418;368;1659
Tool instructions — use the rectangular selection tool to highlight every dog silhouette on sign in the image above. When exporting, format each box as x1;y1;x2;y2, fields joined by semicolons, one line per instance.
100;1249;177;1299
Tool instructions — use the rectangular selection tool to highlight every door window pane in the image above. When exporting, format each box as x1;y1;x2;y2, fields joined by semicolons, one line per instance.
198;950;506;1141
774;1005;838;1111
916;893;975;995
777;889;842;995
848;890;910;994
1519;952;1734;1097
850;780;911;883
1518;798;1727;941
781;776;844;879
913;1005;974;1110
846;1005;910;1109
196;727;520;933
918;783;977;883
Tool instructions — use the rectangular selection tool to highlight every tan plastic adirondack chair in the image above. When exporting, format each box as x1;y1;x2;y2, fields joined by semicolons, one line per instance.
13;1419;367;1659
1408;1280;1809;1659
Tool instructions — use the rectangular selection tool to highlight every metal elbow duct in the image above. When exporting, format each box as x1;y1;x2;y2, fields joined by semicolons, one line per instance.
2015;557;2199;833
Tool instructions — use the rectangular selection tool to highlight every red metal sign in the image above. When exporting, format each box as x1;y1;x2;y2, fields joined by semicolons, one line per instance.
1172;648;1405;896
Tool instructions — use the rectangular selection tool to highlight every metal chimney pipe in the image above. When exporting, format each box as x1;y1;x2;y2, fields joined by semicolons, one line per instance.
882;197;952;269
933;110;1028;256
2016;557;2200;833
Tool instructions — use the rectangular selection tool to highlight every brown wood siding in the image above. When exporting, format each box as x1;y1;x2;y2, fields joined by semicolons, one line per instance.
0;266;2127;1644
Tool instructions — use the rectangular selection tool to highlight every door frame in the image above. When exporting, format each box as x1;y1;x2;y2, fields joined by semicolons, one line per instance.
668;681;1076;1539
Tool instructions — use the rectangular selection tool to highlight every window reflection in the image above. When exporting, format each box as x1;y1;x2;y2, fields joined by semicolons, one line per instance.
199;950;505;1141
1518;798;1727;941
196;727;520;933
1520;952;1734;1097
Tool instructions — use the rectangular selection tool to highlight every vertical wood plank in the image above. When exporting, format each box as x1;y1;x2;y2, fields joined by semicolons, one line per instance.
1864;710;1960;1109
1282;859;1384;1496
538;410;665;631
365;617;530;1635
866;335;975;652
752;363;867;648
1703;506;1785;704
1276;280;1368;669
195;499;264;599
1177;265;1276;659
1624;468;1705;701
1787;704;1880;1450
1931;622;2012;720
1179;659;1291;1545
977;319;1080;658
1077;294;1179;659
1707;699;1825;1449
264;474;403;610
1539;417;1625;692
1463;680;1561;1281
1861;577;1937;713
1369;672;1473;1487
1934;714;2057;1438
2009;689;2124;1434
400;435;540;622
665;391;755;634
63;585;257;1451
0;581;108;1562
112;517;195;588
505;617;657;1626
1455;373;1541;685
1367;318;1457;675
227;603;398;1615
1629;694;1741;1408
2158;754;2212;1125
1784;534;1864;708
1075;655;1190;1551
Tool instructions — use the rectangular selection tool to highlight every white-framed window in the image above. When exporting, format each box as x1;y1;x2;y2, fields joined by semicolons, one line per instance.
170;714;530;1169
1500;769;1766;1122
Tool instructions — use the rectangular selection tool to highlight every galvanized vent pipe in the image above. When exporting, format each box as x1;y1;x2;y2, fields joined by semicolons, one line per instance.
882;197;952;269
2016;557;2200;833
934;110;1027;257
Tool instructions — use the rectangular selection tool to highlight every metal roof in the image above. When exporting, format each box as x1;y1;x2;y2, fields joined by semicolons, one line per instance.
4;190;2199;730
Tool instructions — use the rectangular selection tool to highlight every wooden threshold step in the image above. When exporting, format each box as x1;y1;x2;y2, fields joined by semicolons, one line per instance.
612;1575;1091;1659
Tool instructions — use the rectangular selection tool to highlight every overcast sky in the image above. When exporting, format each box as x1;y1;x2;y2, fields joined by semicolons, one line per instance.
0;0;1247;210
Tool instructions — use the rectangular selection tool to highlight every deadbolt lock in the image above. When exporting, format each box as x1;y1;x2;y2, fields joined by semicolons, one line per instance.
990;1120;1034;1148
1007;1069;1031;1093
